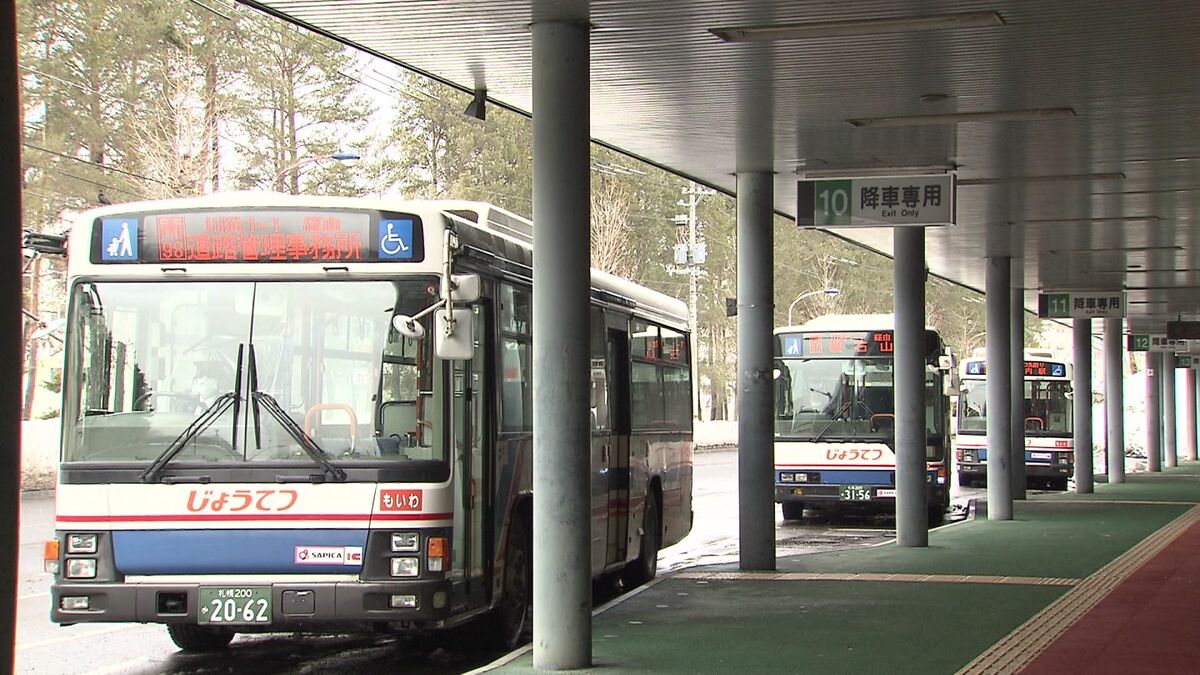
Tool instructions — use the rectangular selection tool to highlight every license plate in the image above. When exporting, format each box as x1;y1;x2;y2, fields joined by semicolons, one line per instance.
1030;452;1053;461
198;587;272;625
839;485;872;501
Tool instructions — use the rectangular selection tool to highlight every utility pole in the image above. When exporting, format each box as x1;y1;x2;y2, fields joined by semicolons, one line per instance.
671;181;714;419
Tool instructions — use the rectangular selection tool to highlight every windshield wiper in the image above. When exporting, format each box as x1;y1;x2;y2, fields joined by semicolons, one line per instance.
140;345;245;483
247;345;346;482
809;402;850;443
139;392;239;483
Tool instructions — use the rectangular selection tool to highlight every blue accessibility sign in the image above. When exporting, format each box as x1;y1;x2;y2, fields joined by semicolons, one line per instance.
378;219;413;260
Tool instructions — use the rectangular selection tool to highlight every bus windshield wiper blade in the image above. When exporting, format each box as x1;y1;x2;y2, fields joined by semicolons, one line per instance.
251;390;347;482
245;343;345;482
139;392;239;483
810;402;850;443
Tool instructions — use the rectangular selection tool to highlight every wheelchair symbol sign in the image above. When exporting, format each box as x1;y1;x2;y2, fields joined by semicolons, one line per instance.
378;219;413;260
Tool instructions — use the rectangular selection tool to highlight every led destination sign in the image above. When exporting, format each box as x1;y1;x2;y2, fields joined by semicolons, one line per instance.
92;209;424;264
779;331;894;358
965;360;1067;377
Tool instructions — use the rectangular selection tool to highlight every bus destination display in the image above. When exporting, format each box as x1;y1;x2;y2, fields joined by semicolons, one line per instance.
780;331;894;358
93;210;423;264
965;360;1066;377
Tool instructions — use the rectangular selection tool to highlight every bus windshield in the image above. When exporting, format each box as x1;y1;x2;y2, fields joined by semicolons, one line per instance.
63;278;446;466
957;380;1073;436
774;358;944;441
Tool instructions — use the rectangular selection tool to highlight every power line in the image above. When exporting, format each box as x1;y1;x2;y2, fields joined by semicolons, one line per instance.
24;162;147;199
23;143;168;185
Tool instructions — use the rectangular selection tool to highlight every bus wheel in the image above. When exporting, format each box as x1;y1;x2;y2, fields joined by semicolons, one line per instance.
490;515;531;650
781;502;804;521
624;493;660;588
166;624;234;652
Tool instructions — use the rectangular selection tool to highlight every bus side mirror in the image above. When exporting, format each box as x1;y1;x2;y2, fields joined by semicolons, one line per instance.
938;355;953;371
441;273;481;302
435;308;475;360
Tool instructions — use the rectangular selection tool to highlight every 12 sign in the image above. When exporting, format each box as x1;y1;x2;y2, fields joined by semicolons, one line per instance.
796;174;955;228
1129;334;1189;353
1037;291;1126;319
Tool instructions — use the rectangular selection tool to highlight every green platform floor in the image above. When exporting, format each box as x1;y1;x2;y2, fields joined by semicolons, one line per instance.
494;461;1200;674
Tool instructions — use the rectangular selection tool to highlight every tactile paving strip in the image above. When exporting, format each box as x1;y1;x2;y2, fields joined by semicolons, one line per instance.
675;571;1081;587
955;505;1200;675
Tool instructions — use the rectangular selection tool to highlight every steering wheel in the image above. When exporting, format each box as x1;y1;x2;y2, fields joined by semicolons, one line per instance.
133;391;202;413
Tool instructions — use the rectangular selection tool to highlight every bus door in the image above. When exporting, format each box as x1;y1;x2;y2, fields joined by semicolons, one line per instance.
452;302;490;608
605;321;631;567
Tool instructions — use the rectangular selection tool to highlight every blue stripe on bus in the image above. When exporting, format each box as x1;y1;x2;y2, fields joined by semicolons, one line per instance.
973;449;1067;465
778;470;895;486
112;529;368;575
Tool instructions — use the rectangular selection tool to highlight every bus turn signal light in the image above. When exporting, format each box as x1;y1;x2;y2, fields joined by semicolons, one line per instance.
427;537;448;573
44;539;60;574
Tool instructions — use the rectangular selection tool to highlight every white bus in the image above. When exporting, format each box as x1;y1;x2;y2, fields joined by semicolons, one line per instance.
955;349;1074;490
773;315;954;524
45;193;693;651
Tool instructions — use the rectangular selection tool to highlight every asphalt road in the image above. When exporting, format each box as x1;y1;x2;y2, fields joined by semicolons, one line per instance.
16;448;976;674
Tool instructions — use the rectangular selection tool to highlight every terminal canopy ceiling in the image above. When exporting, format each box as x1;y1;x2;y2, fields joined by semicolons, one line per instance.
244;1;1199;333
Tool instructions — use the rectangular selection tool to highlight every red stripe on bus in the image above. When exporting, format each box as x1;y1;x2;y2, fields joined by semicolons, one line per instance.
56;513;453;523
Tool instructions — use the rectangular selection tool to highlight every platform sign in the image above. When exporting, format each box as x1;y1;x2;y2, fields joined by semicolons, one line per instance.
1127;334;1151;352
1126;334;1188;352
1037;291;1126;319
1176;355;1200;369
796;174;954;228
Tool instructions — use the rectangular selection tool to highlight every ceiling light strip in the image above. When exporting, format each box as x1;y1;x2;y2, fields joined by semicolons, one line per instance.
847;107;1074;128
1010;216;1159;225
960;172;1124;186
1048;245;1182;255
710;11;1004;43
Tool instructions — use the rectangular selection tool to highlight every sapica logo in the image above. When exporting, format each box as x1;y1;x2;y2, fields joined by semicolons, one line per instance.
294;545;363;566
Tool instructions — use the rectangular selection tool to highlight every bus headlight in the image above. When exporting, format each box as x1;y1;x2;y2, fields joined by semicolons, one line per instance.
391;532;420;552
390;557;419;578
779;473;794;483
65;558;97;579
67;533;98;554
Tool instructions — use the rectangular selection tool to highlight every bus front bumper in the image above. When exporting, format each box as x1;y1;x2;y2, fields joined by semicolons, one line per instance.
50;578;455;627
958;462;1072;478
775;485;948;504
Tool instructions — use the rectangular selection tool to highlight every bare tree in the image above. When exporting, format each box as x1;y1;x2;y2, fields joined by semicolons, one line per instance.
590;178;636;278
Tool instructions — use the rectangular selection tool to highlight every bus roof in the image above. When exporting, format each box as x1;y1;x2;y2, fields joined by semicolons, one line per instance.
775;313;937;334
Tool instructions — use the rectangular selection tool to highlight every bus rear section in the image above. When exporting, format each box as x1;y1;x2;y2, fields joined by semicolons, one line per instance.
772;318;952;523
955;353;1074;490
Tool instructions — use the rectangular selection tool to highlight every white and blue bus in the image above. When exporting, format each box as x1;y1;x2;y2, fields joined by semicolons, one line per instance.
954;349;1074;490
45;192;693;651
773;315;954;524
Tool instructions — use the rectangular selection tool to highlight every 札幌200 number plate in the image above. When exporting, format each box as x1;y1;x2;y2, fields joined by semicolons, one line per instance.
839;485;872;501
198;586;271;625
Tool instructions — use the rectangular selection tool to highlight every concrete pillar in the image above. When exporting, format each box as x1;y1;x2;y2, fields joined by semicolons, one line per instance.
1187;368;1198;461
1010;282;1026;499
1147;352;1162;472
1163;353;1177;468
1104;319;1125;483
985;258;1013;520
0;5;20;671
531;19;591;670
736;171;775;571
1073;319;1094;493
893;227;928;547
